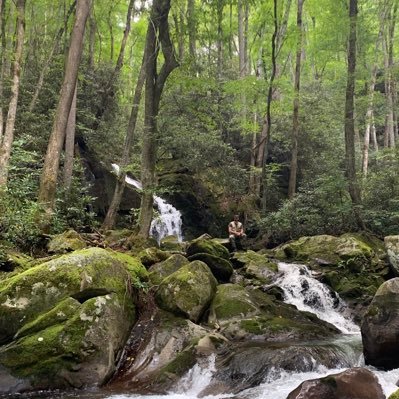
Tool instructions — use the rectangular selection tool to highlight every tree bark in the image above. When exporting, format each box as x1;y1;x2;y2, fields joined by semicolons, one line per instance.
28;0;77;113
216;0;224;80
88;7;96;68
187;0;196;64
288;0;304;199
63;83;77;192
0;0;6;142
138;0;178;238
0;0;25;187
260;0;278;213
102;55;146;231
37;0;91;230
344;0;363;228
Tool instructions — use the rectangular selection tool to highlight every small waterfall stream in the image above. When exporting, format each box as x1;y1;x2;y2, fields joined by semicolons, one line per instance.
111;164;183;243
103;262;399;399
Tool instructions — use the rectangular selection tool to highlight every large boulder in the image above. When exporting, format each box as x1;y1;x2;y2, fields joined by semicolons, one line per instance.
187;253;233;283
186;237;230;260
155;260;217;323
361;278;399;369
0;248;147;394
385;235;399;276
47;230;87;254
110;309;226;393
286;367;384;399
233;250;278;284
208;285;339;341
148;254;189;285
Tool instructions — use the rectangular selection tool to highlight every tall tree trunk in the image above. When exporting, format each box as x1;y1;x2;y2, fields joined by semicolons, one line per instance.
187;0;196;64
37;0;91;230
28;0;77;112
138;0;178;238
362;11;385;176
288;0;304;199
0;0;6;142
383;32;395;148
88;8;96;68
108;5;114;61
216;0;223;80
102;56;146;231
344;0;363;228
63;83;77;192
0;0;25;187
260;0;278;213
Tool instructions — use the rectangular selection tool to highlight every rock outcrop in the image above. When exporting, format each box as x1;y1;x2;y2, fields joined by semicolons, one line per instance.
361;277;399;369
286;367;385;399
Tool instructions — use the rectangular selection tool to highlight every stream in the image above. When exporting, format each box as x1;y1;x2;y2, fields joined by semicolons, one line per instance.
34;262;399;399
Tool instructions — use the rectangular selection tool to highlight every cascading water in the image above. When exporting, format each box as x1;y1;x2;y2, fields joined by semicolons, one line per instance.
275;262;359;334
111;164;183;243
99;261;399;399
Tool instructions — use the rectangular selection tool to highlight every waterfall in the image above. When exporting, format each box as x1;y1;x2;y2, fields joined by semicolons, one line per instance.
275;262;359;334
111;164;183;243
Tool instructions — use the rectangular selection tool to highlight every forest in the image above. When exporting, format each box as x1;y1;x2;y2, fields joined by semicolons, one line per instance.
0;0;398;250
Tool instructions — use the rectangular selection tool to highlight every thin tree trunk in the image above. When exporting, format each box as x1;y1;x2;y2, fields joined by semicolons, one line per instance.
187;0;196;64
28;0;77;112
0;0;6;142
344;0;363;229
108;6;114;61
63;83;77;192
217;0;223;80
102;56;146;231
37;0;91;230
88;8;96;68
0;0;25;187
288;0;304;199
362;16;384;176
371;114;378;151
383;32;395;148
138;0;178;238
261;0;278;213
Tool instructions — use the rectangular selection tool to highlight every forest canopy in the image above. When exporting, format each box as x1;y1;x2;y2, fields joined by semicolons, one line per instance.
0;0;398;249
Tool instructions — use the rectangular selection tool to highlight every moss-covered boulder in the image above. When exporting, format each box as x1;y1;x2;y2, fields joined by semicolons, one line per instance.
208;284;259;325
273;233;383;272
186;237;230;260
138;247;171;267
385;235;399;276
287;368;384;399
0;247;34;275
148;254;189;285
208;285;339;342
361;278;399;370
104;229;134;248
188;253;233;283
47;230;87;254
233;251;278;284
0;247;147;394
155;261;217;323
160;235;185;252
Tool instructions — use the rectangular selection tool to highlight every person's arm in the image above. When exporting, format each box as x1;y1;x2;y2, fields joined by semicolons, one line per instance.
228;222;234;235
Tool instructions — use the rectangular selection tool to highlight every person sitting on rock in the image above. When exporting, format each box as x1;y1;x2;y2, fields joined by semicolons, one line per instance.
228;214;246;252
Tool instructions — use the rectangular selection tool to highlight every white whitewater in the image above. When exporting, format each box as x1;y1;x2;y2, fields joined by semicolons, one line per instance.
104;261;399;399
111;164;183;243
275;262;360;334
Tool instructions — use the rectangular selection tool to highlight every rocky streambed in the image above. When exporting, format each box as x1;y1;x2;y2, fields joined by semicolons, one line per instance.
1;231;399;398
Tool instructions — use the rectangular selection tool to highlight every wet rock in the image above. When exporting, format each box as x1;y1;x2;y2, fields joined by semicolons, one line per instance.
385;235;399;276
138;247;171;267
361;278;399;369
155;260;217;323
286;367;384;399
47;229;87;254
160;235;185;252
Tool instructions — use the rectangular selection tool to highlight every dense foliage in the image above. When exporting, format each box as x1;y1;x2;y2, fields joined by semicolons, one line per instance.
0;0;398;249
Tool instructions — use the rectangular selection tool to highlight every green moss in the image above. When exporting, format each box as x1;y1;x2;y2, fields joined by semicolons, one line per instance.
389;389;399;399
47;230;87;254
321;375;338;388
148;254;189;285
108;250;148;282
210;284;258;321
160;345;197;376
187;253;233;282
186;238;230;260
